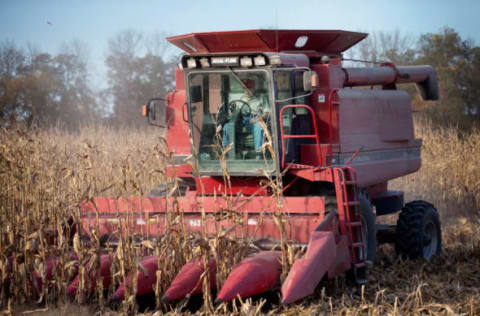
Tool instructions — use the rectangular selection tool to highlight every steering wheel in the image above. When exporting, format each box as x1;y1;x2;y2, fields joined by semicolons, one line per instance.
229;99;252;117
217;99;253;128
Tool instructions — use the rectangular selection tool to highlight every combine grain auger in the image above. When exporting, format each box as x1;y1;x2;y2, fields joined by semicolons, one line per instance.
80;30;442;305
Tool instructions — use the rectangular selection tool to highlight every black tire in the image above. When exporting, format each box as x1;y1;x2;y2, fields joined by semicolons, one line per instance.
324;193;376;262
325;192;376;284
396;200;442;259
359;191;377;264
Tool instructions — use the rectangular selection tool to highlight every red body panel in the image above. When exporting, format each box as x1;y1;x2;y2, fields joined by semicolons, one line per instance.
166;163;192;178
113;256;158;300
67;254;113;297
167;30;366;56
281;231;336;304
334;89;421;186
33;253;78;295
81;195;325;244
162;257;217;301
216;251;281;302
165;69;189;155
32;256;58;294
195;176;268;196
281;210;351;303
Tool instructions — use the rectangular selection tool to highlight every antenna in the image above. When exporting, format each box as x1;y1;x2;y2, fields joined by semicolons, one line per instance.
275;7;278;52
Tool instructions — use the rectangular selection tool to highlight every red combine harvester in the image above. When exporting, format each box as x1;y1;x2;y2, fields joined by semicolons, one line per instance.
81;30;442;304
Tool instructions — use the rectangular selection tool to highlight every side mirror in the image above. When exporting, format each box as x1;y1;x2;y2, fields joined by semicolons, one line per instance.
190;85;202;103
303;70;319;92
143;98;166;127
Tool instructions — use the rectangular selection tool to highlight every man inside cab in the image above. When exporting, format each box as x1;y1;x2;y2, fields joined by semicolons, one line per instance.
222;78;270;159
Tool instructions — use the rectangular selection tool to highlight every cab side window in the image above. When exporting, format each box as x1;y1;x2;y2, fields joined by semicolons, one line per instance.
275;70;313;163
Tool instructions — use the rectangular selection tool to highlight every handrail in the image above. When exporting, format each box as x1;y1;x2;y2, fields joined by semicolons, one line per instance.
327;89;339;167
279;104;322;170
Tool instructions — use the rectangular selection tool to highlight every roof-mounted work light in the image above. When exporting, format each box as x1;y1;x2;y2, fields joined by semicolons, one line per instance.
186;58;197;69
254;55;266;66
240;56;253;67
199;58;210;68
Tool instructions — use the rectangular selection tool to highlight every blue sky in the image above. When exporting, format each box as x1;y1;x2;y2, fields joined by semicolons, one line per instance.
1;0;479;88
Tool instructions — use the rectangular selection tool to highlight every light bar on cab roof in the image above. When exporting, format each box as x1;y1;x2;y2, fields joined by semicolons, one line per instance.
186;58;197;69
181;54;273;69
240;56;253;67
254;55;266;66
269;55;281;65
199;58;210;68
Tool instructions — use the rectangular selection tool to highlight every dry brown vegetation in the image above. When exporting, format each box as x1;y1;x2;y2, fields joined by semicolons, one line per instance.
1;119;479;315
391;116;480;221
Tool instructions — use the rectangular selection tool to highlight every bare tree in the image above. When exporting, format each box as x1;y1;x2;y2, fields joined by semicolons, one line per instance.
0;40;26;124
59;39;91;65
0;39;25;78
25;42;40;68
144;31;171;57
107;29;143;60
345;29;416;65
105;29;176;126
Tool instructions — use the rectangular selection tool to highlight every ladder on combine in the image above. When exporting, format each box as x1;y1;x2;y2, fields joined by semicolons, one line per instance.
279;104;367;281
333;166;367;283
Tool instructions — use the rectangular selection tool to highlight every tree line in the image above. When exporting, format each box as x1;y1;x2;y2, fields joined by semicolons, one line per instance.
0;27;479;130
0;30;176;129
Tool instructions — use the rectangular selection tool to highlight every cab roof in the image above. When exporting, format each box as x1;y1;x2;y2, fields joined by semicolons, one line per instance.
167;29;367;56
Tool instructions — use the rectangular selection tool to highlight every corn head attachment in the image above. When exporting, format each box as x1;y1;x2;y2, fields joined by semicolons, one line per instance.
80;166;368;304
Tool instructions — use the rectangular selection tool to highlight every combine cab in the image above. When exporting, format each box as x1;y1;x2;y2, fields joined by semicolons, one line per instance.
81;30;441;304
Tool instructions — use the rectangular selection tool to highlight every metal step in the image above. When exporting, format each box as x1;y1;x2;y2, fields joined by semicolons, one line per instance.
354;262;366;268
286;163;315;170
283;134;317;139
352;242;364;247
344;201;360;206
349;221;362;227
355;276;367;285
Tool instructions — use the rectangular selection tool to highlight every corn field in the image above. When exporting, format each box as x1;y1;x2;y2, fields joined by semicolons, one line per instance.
0;119;479;315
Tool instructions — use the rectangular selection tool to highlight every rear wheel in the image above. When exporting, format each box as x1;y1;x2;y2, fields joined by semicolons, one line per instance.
330;191;376;284
349;192;376;283
360;192;377;264
324;192;376;262
396;200;441;259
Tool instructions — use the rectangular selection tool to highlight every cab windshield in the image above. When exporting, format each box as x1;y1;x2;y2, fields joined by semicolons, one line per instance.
188;70;274;174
